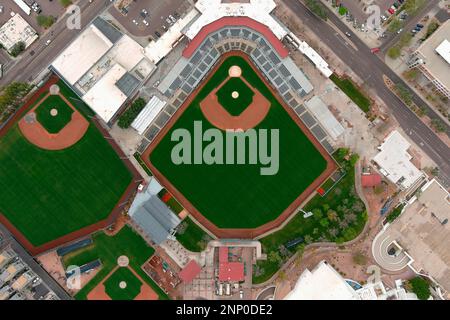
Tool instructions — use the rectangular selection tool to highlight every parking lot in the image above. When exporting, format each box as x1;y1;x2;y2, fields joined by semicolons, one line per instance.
0;0;64;33
339;0;396;24
109;0;191;39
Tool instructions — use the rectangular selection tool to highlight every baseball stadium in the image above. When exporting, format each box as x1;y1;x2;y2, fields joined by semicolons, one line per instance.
0;76;142;255
140;17;337;238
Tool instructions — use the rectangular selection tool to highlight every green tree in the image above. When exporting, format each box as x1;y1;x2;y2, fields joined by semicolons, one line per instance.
319;218;329;228
305;0;328;20
408;277;431;300
117;97;147;129
37;15;55;29
9;41;26;57
0;82;33;114
268;251;282;265
59;0;73;7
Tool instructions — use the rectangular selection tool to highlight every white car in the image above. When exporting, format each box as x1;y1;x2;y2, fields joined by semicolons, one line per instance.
143;20;149;26
169;14;176;23
45;39;52;46
397;28;403;34
132;19;138;25
0;5;4;13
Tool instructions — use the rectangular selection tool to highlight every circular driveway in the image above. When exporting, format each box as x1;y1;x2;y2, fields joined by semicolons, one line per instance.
372;229;411;272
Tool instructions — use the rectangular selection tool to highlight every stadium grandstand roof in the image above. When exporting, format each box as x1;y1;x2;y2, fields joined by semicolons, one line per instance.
305;96;344;140
128;195;181;245
131;96;167;135
182;16;288;58
184;0;287;40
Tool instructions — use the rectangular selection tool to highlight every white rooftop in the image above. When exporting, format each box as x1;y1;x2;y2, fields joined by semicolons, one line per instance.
0;13;38;52
82;64;127;123
305;96;344;140
284;261;360;300
52;24;114;85
373;130;424;190
184;0;287;40
131;96;166;135
435;39;450;65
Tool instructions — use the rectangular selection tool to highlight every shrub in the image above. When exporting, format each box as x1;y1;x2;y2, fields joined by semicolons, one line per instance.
37;15;55;29
59;0;73;7
386;204;404;223
408;277;431;300
117;98;147;129
305;0;328;20
9;41;26;57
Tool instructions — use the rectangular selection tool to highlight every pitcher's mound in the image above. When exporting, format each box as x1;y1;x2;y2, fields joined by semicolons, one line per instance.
49;84;60;95
228;65;242;77
117;255;129;267
50;108;58;117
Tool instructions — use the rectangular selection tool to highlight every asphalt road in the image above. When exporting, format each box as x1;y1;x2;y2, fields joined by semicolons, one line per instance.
283;0;450;186
0;0;113;87
380;0;439;53
0;223;71;300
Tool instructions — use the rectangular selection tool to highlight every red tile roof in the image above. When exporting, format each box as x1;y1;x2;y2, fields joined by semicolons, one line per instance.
219;246;228;263
182;16;289;58
178;260;201;283
219;262;245;282
361;174;382;187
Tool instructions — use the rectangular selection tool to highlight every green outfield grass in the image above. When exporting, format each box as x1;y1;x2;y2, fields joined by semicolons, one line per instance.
62;226;168;300
0;82;132;246
35;94;74;133
150;55;328;229
104;267;142;300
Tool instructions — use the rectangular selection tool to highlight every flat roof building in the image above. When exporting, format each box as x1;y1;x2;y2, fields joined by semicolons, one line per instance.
51;17;154;124
373;130;424;190
284;260;360;300
373;179;450;297
408;20;450;98
0;13;38;52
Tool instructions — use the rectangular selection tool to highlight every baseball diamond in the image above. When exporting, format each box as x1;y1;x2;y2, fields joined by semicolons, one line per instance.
0;76;141;253
143;52;337;238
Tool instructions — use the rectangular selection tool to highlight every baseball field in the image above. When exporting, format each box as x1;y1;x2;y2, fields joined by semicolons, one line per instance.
0;79;133;247
147;54;332;231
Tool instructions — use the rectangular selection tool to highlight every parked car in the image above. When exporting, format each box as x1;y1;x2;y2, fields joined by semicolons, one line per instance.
371;47;380;54
154;31;161;38
388;8;395;15
345;31;351;37
396;28;403;34
416;24;424;28
169;14;176;23
143;19;149;27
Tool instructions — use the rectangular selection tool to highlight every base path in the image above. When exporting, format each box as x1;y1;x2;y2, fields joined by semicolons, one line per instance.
18;93;89;151
199;76;270;130
87;266;158;301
